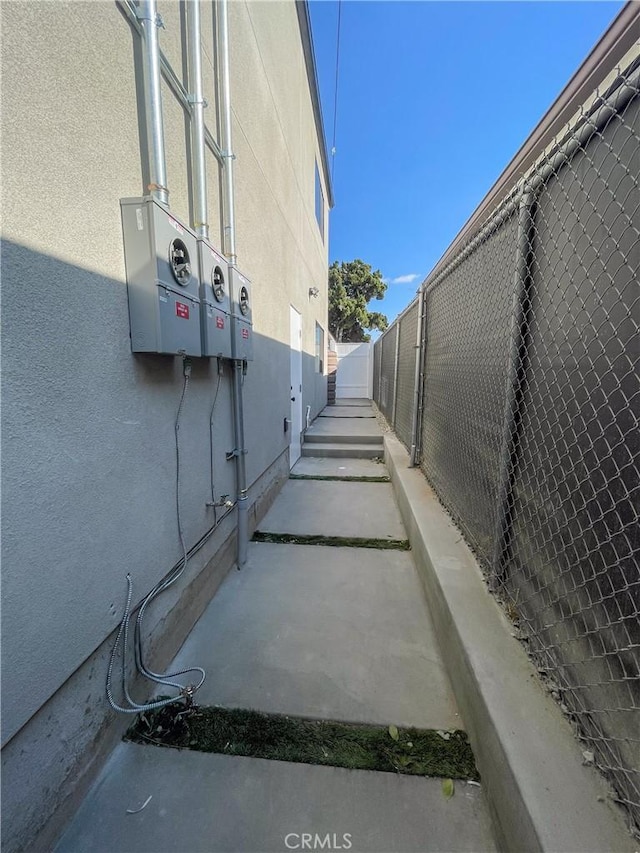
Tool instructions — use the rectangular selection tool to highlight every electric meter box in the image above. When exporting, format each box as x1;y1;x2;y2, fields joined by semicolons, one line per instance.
120;196;202;356
197;240;233;359
229;266;253;361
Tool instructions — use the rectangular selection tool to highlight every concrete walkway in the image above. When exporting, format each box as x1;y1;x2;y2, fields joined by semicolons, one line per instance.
56;401;497;853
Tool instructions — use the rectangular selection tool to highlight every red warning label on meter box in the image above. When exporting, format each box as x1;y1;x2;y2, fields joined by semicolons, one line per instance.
216;316;225;329
241;328;250;339
176;302;190;319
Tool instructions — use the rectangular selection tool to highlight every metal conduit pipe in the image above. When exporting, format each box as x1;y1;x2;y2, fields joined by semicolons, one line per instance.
186;0;209;238
215;0;247;565
231;361;249;566
409;288;426;467
137;0;169;205
119;0;225;164
217;0;238;265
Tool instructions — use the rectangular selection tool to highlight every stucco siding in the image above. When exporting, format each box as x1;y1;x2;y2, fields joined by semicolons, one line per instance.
0;0;329;846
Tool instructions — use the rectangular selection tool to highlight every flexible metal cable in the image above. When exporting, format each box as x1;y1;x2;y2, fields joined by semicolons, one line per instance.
106;575;190;713
107;489;238;711
134;362;205;690
107;362;205;713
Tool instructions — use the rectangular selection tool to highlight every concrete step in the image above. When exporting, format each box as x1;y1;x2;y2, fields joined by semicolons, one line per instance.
333;398;371;407
319;407;375;418
55;743;496;853
301;442;383;459
291;457;389;478
304;433;382;445
258;482;405;542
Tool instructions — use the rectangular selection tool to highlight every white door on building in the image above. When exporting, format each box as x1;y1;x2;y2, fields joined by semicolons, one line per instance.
289;306;303;466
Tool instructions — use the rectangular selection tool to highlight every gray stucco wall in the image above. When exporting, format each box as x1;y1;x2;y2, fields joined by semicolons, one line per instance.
1;0;329;846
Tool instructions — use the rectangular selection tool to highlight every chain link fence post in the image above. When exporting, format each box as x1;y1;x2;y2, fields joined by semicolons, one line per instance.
491;185;536;587
391;318;401;429
409;288;426;466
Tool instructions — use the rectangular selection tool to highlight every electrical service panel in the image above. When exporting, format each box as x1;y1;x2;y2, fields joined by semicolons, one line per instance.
120;197;202;356
229;266;253;361
197;240;233;359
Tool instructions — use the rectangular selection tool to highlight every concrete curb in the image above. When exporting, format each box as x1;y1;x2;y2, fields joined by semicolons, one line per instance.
384;434;634;853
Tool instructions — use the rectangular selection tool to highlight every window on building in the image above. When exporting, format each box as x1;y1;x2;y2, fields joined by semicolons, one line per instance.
315;323;324;374
315;162;325;240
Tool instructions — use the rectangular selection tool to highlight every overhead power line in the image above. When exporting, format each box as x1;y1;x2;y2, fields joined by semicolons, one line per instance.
331;0;342;183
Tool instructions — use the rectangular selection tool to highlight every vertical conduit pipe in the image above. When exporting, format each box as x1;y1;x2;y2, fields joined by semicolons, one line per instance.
217;0;237;265
232;362;248;566
216;0;247;565
186;0;209;238
409;288;425;467
138;0;169;205
491;185;535;584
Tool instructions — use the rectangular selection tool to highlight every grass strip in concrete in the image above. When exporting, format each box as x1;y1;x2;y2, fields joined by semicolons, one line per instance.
126;705;479;780
289;474;390;483
252;531;410;550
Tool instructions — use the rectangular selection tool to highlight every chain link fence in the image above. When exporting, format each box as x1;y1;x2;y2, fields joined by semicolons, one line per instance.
393;300;419;451
373;51;639;834
372;332;382;412
378;322;397;423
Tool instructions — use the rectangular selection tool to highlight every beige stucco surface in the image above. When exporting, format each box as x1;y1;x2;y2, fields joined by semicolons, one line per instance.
1;1;330;848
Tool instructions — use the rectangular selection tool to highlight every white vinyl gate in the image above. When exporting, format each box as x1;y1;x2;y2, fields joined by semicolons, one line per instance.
335;342;373;399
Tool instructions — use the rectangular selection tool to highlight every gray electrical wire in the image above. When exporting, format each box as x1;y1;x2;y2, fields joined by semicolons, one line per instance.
209;369;223;518
106;575;185;713
134;359;205;689
107;358;205;713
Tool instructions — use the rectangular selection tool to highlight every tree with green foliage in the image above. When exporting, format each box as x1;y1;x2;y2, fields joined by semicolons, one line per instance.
328;260;388;342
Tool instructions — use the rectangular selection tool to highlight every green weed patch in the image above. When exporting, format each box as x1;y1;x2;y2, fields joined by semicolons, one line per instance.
289;474;390;483
252;531;410;550
126;705;479;780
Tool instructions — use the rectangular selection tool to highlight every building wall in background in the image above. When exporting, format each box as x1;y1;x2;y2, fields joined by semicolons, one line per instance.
0;1;329;848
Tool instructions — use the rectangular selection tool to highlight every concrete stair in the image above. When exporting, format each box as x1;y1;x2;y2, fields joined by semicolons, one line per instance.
304;433;381;445
302;401;384;459
301;442;383;459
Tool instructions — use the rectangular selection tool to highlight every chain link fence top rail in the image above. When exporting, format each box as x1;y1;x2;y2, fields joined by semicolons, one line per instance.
375;51;640;834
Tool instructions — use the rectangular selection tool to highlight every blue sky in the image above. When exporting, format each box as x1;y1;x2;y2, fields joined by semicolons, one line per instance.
309;0;624;328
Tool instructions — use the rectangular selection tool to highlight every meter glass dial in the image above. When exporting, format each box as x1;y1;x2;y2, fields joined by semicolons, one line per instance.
239;285;250;316
169;239;192;287
212;266;225;303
